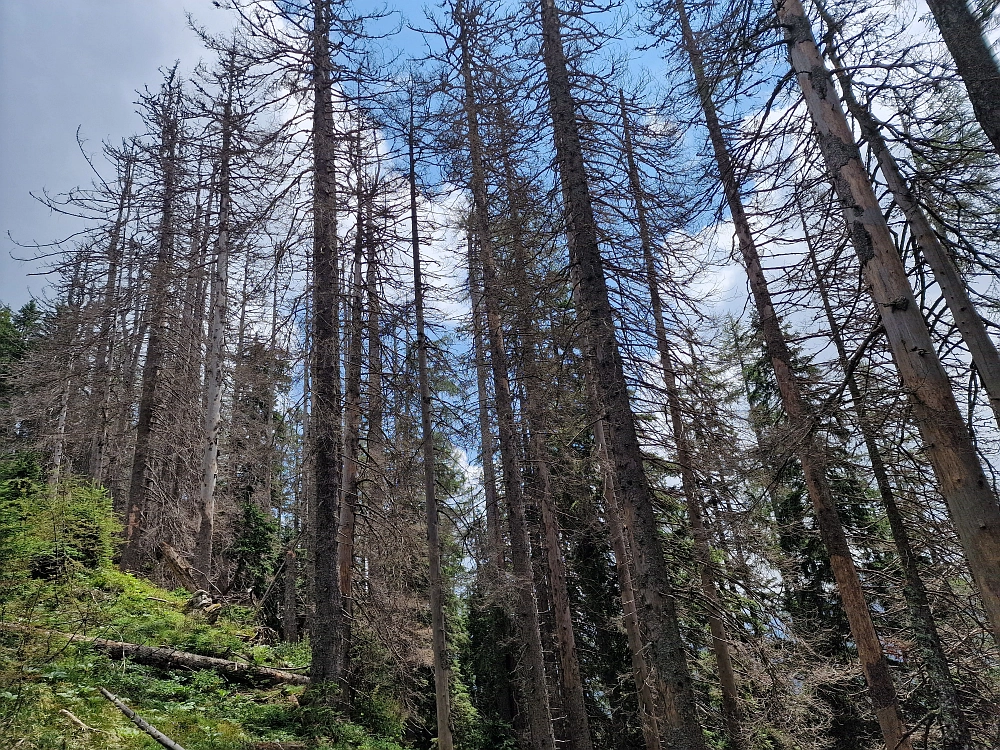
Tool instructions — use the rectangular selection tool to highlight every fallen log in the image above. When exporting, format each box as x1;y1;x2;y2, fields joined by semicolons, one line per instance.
99;687;187;750
2;623;309;685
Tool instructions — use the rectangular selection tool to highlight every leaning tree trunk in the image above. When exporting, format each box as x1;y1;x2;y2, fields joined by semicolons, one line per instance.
620;90;744;750
778;0;1000;641
309;0;345;693
675;2;914;747
456;8;557;748
813;3;1000;429
920;0;1000;154
803;224;974;750
409;112;455;750
539;3;704;747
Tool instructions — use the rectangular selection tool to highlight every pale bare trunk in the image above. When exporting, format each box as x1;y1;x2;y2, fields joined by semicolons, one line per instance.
193;90;233;589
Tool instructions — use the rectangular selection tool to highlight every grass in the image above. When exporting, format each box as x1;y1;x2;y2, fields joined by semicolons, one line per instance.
0;567;405;750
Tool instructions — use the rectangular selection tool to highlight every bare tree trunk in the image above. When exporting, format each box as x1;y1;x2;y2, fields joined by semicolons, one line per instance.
309;0;345;692
674;2;913;747
538;3;704;747
122;75;183;571
193;76;234;589
802;215;974;750
619;90;743;750
90;153;134;485
337;151;366;691
779;0;1000;640
283;548;299;642
921;0;1000;154
813;4;1000;429
409;109;454;750
455;8;557;748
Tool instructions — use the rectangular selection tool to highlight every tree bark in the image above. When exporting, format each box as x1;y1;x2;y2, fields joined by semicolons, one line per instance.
814;3;1000;429
538;3;705;747
620;90;743;750
922;0;1000;155
455;7;557;748
193;69;234;589
803;224;974;750
674;2;914;747
309;0;345;692
779;0;1000;640
122;75;183;571
409;109;455;750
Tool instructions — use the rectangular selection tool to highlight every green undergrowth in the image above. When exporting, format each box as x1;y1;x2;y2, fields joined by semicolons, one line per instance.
0;459;406;750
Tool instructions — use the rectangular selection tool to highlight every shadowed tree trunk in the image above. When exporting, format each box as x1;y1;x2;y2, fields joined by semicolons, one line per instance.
922;0;1000;154
620;90;744;750
538;3;705;747
802;220;973;750
409;107;454;750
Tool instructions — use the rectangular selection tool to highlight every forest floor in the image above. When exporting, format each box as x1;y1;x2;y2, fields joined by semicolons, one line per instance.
0;568;404;750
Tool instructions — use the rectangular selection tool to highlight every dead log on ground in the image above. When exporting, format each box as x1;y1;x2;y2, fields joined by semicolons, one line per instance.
99;687;188;750
2;623;309;685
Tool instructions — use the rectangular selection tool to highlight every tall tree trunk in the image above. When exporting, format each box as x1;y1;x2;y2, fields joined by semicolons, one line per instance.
455;7;557;748
283;548;299;642
619;91;744;750
538;3;704;747
122;77;182;571
502;146;593;750
813;2;1000;429
778;0;1000;640
309;0;345;692
337;150;366;692
674;2;914;747
409;110;454;750
803;222;974;750
90;154;134;485
468;247;505;577
193;80;234;589
593;407;662;750
921;0;1000;154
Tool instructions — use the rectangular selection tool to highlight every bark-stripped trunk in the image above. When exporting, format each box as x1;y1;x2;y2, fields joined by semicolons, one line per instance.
921;0;1000;154
619;91;743;750
122;78;182;571
803;227;973;750
193;82;234;589
778;0;1000;640
674;2;913;747
455;7;557;748
812;6;1000;428
538;3;704;747
310;0;345;691
409;112;454;750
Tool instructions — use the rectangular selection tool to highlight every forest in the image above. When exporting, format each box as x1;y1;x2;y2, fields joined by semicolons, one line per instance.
1;0;999;748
